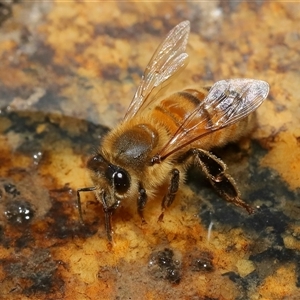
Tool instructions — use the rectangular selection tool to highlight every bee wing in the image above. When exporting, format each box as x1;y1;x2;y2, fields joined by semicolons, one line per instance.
123;20;190;121
158;79;270;160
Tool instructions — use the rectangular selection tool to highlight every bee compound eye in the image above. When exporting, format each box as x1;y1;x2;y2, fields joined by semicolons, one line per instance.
113;170;130;194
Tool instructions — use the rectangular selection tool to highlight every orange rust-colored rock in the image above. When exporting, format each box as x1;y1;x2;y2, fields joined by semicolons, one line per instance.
0;1;300;299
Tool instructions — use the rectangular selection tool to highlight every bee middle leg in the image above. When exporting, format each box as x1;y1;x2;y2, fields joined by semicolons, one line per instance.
159;168;180;221
137;184;147;224
181;148;254;214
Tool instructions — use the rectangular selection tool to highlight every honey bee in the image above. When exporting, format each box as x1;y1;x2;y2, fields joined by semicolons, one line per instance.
77;20;269;241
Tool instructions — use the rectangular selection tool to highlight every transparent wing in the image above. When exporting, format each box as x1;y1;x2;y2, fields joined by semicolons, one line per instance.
158;79;270;160
123;20;190;121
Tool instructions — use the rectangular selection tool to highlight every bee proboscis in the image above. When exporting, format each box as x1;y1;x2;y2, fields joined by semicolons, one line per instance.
77;20;269;241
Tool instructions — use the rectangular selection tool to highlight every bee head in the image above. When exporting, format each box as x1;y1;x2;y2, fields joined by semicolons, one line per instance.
87;153;131;211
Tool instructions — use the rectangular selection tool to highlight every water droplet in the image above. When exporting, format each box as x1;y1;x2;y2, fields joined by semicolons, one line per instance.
4;200;35;225
32;151;42;165
148;248;181;284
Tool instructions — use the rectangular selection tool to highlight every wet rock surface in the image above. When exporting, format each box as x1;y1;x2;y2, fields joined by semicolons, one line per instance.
0;1;300;299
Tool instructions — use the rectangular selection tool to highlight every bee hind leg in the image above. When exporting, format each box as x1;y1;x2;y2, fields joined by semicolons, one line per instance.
194;148;254;214
208;173;254;214
159;168;180;222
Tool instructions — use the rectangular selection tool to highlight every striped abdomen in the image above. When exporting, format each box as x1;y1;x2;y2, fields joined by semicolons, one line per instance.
152;88;254;151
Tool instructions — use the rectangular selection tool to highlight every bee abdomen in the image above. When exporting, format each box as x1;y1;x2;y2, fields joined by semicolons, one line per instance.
153;89;207;135
152;88;254;150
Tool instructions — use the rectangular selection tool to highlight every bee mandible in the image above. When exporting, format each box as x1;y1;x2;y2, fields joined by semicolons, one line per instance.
77;20;269;241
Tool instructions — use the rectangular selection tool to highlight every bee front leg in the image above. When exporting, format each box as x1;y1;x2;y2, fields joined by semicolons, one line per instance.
194;148;254;214
103;208;113;241
137;184;147;224
76;186;97;224
159;169;180;222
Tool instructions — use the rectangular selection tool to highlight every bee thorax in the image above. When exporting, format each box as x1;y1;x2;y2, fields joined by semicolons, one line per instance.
112;124;158;170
